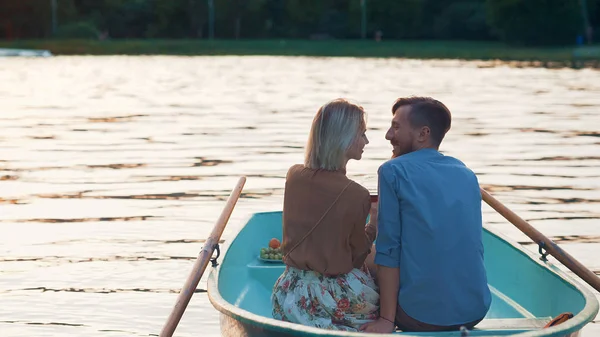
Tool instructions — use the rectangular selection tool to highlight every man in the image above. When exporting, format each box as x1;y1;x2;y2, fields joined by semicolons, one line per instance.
360;97;491;333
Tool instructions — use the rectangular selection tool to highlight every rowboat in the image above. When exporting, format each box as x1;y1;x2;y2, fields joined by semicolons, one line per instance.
207;210;599;337
0;48;52;57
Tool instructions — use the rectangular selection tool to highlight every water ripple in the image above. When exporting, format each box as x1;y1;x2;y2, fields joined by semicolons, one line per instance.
0;56;598;337
88;115;148;123
0;320;86;327
481;184;594;192
3;216;158;223
1;287;205;294
0;255;196;264
33;190;277;200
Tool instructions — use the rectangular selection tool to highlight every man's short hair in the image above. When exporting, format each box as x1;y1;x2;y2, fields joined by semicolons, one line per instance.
392;96;452;147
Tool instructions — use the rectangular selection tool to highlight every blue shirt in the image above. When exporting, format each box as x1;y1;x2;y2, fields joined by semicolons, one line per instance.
375;148;491;326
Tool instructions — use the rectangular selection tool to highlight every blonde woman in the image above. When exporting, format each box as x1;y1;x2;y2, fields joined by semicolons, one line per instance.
271;98;379;331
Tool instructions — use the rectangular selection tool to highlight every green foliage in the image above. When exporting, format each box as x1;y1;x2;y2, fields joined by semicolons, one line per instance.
104;0;155;38
433;2;491;40
486;0;584;46
367;0;426;39
0;0;78;38
214;0;269;39
0;39;586;65
146;0;192;38
587;0;600;42
1;0;597;46
55;21;99;39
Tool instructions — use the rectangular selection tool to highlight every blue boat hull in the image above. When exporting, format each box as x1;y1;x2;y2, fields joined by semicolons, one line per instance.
215;314;583;337
208;211;598;336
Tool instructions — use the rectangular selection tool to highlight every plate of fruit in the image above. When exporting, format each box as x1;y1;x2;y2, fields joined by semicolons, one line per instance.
258;238;284;263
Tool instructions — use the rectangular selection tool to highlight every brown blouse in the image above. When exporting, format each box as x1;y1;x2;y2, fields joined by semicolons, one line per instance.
281;164;376;276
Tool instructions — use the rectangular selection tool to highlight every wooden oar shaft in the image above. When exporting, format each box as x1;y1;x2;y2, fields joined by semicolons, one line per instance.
160;176;246;337
480;188;600;293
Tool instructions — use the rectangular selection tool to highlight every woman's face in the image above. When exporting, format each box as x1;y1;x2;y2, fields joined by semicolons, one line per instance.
346;127;369;161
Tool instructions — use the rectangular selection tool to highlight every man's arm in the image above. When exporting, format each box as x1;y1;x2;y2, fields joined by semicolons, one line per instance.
378;266;400;321
361;164;402;333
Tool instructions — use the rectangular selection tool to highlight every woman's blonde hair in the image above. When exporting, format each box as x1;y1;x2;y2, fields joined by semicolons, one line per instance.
304;98;366;171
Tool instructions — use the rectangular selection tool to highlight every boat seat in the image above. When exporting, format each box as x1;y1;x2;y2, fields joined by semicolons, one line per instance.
473;317;552;330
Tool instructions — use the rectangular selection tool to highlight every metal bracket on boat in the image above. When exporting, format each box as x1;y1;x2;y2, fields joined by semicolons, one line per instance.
210;244;221;267
460;326;469;337
538;242;549;262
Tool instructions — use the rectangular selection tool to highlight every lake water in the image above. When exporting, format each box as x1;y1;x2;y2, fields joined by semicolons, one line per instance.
0;56;598;336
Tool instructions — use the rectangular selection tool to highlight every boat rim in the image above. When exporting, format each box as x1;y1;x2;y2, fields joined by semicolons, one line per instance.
207;211;599;337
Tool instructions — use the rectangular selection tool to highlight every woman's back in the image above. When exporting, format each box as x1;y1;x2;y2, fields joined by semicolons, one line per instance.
282;164;374;276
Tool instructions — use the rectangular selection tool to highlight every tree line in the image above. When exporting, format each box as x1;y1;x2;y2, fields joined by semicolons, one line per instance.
0;0;598;46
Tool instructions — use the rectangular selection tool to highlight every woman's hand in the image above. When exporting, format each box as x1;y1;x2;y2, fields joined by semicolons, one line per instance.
368;200;378;228
359;317;395;333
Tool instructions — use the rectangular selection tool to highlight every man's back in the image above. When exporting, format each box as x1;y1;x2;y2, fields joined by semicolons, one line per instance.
376;148;491;326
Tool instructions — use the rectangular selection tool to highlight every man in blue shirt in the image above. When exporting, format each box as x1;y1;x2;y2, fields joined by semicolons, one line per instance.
361;97;491;333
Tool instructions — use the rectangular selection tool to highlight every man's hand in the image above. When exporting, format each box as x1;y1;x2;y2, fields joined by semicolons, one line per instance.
359;317;396;333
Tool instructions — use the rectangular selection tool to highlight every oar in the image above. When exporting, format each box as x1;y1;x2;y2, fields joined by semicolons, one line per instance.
159;176;247;337
480;187;600;293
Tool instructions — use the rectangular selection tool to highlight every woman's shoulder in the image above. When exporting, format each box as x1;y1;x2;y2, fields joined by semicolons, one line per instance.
346;178;370;199
286;164;305;180
288;164;305;172
342;179;371;218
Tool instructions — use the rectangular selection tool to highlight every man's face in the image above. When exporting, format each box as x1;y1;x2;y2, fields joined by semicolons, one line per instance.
385;106;416;158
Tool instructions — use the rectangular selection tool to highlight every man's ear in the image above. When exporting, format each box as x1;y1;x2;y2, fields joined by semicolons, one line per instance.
418;126;431;142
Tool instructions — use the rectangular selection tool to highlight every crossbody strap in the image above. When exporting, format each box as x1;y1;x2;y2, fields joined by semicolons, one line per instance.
284;181;353;259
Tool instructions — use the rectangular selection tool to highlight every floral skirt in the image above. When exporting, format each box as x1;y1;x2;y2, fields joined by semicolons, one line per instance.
271;266;379;331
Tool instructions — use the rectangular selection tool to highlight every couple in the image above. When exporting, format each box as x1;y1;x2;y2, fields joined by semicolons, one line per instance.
271;97;492;333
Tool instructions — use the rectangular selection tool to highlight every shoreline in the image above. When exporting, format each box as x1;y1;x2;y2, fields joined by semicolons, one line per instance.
1;39;598;68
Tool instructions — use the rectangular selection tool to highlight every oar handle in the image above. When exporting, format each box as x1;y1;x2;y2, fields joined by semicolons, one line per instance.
480;188;600;293
159;176;247;337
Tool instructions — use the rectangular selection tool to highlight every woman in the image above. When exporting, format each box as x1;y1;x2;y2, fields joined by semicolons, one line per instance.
271;98;379;331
